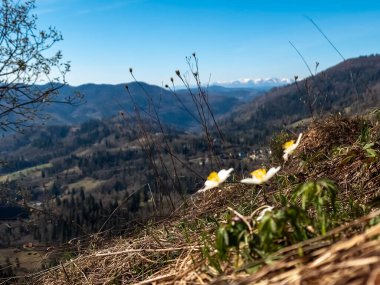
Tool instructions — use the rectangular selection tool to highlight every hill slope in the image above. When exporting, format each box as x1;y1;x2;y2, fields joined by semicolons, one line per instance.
1;55;380;283
221;54;380;143
27;114;380;285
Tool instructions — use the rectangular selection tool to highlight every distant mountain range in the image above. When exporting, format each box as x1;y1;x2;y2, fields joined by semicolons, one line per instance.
42;83;270;129
213;77;294;88
7;55;380;141
2;55;380;171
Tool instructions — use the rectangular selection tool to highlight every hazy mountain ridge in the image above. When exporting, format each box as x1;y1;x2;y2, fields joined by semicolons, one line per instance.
43;82;266;129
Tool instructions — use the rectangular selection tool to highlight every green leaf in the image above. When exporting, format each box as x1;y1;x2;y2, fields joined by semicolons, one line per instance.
365;148;377;158
363;143;375;150
269;219;277;233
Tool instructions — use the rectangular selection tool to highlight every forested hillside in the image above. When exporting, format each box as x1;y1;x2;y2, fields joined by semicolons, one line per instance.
40;82;264;129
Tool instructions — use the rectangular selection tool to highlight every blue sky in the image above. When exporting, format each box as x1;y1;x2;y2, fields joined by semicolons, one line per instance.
35;0;380;86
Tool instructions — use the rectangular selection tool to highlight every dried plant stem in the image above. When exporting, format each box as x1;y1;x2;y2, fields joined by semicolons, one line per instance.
133;273;175;285
95;245;200;257
227;206;253;233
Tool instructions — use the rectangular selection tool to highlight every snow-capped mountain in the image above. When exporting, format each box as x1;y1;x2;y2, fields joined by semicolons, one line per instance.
213;77;294;89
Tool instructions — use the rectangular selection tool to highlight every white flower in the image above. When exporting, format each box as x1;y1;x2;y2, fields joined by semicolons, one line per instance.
256;206;274;221
283;133;302;161
197;168;234;193
240;167;281;185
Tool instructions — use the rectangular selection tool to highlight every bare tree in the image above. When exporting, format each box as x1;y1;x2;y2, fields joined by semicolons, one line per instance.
0;0;80;132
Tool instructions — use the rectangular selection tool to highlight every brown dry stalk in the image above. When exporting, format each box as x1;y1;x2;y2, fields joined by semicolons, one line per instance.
71;260;91;285
95;245;200;257
133;273;175;285
227;206;253;233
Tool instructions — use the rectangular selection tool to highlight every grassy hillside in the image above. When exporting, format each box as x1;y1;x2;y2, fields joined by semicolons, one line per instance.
19;113;380;285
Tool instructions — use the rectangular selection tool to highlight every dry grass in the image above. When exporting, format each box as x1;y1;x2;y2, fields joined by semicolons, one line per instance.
9;115;380;285
290;116;380;204
22;185;261;285
0;248;43;273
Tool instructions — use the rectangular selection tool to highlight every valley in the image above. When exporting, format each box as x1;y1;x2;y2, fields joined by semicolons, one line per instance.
0;54;380;279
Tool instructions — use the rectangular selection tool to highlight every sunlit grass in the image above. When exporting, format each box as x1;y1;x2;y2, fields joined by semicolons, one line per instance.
0;163;53;182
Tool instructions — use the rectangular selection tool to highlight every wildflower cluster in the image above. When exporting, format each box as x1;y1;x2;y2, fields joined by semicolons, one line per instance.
196;132;369;271
197;134;302;194
202;122;380;274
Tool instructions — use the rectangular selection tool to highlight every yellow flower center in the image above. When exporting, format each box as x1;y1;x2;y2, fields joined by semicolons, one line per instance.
283;140;295;150
250;169;267;180
207;171;220;182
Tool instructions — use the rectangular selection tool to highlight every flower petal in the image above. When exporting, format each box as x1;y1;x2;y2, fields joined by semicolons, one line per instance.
295;133;303;146
241;177;262;184
197;180;219;193
265;166;281;181
218;168;234;182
